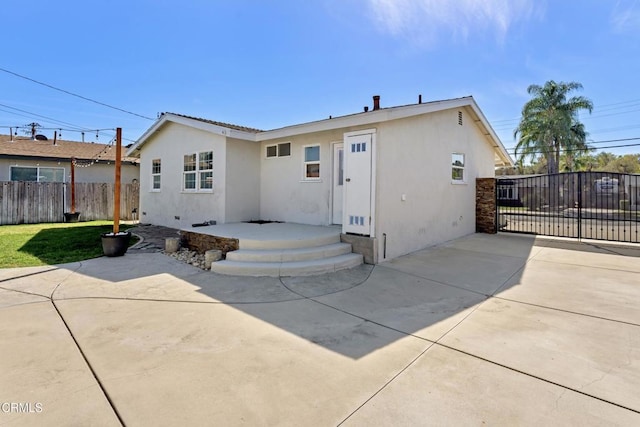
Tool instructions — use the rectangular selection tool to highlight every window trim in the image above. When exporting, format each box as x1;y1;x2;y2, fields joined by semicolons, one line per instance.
265;142;291;159
151;159;161;191
451;152;466;184
302;144;321;181
182;151;214;192
10;165;66;182
497;185;518;200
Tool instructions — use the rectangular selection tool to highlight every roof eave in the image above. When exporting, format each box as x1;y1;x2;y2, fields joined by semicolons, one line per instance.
255;97;478;141
464;102;514;167
126;113;257;157
255;96;513;168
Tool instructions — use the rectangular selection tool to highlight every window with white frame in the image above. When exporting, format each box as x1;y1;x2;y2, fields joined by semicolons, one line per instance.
199;151;213;190
303;145;320;179
11;166;65;182
183;151;213;191
497;184;518;200
151;159;161;190
451;153;465;182
266;142;291;158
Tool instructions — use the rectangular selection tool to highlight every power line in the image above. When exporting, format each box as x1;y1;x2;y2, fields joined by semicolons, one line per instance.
510;142;640;155
505;136;640;151
0;67;155;121
0;102;90;131
491;98;640;130
504;138;640;157
0;102;137;143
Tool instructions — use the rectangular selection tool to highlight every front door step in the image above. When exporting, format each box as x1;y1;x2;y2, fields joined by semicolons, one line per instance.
210;252;363;277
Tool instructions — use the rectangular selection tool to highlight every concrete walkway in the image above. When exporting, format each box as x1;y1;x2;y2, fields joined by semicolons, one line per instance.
1;233;639;425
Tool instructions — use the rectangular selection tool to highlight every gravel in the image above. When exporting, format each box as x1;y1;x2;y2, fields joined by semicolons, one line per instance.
164;248;208;270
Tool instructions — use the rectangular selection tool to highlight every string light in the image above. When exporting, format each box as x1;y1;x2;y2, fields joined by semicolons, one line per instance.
67;133;128;169
1;125;137;144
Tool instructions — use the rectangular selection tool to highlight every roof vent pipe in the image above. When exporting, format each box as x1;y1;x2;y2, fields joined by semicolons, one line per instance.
364;106;369;112
373;95;380;111
418;94;422;104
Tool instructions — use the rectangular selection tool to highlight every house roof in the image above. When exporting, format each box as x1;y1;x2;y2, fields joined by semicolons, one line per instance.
127;96;513;167
169;113;263;133
0;134;139;164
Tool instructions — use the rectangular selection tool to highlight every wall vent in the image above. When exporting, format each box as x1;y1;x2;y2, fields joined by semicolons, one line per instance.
458;111;463;126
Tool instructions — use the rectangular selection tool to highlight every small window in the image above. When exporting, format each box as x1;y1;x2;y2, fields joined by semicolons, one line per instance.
304;145;320;179
278;142;291;157
266;142;291;158
498;186;517;200
184;154;197;190
11;166;65;182
183;151;213;191
152;159;161;190
199;152;213;190
452;153;465;182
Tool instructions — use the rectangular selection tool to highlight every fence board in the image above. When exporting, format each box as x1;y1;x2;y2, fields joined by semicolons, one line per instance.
0;181;139;225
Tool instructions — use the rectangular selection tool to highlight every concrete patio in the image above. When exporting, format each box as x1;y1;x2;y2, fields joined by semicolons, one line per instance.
1;233;639;425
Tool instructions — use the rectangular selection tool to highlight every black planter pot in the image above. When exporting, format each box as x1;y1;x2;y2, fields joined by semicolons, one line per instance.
64;212;81;223
101;231;131;257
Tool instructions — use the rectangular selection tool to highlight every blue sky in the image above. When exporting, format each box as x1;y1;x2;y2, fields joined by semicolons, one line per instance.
1;0;639;158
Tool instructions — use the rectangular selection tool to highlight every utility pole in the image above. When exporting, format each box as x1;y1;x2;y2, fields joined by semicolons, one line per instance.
113;128;122;234
27;122;41;139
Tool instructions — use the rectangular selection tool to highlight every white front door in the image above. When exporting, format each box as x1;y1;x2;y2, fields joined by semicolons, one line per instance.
343;132;373;235
332;143;344;224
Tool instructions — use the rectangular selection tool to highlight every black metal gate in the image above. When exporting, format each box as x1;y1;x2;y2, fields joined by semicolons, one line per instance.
497;172;640;243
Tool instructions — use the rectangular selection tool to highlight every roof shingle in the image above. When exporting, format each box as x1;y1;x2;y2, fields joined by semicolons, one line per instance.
167;113;263;133
0;135;138;163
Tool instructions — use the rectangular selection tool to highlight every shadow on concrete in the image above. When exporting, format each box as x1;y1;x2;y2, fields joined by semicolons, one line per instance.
20;233;566;360
12;232;639;359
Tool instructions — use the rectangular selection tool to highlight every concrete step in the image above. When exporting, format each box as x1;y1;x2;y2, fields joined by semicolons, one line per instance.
239;233;341;250
210;253;364;277
225;242;353;263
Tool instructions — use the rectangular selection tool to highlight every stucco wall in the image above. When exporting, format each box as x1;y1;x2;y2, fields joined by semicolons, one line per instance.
259;107;497;261
224;138;260;222
138;122;227;229
374;108;496;260
0;158;139;183
259;126;371;225
260;132;332;224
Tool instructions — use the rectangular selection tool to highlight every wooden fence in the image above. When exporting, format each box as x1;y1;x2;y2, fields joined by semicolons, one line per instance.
0;181;140;225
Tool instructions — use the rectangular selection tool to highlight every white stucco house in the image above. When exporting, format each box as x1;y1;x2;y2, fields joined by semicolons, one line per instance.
127;96;512;263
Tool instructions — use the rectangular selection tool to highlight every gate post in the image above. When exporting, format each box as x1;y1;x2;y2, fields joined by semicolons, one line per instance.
476;178;497;234
577;172;582;240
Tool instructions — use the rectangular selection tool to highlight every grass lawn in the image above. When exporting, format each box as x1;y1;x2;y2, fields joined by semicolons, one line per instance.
0;221;138;268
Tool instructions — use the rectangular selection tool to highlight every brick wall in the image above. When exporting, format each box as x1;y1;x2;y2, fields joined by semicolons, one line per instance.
180;230;239;256
476;178;496;234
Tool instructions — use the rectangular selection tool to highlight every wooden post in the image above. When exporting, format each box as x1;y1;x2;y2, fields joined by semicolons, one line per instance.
70;154;76;214
113;128;122;234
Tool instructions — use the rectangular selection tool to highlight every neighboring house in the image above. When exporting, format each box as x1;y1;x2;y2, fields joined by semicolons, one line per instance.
0;134;139;184
497;173;640;210
127;96;513;261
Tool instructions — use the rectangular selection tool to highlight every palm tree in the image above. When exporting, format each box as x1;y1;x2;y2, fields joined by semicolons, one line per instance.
514;81;593;175
561;122;592;172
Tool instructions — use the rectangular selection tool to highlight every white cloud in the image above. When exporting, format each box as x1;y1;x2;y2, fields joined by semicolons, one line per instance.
366;0;543;46
611;0;640;34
